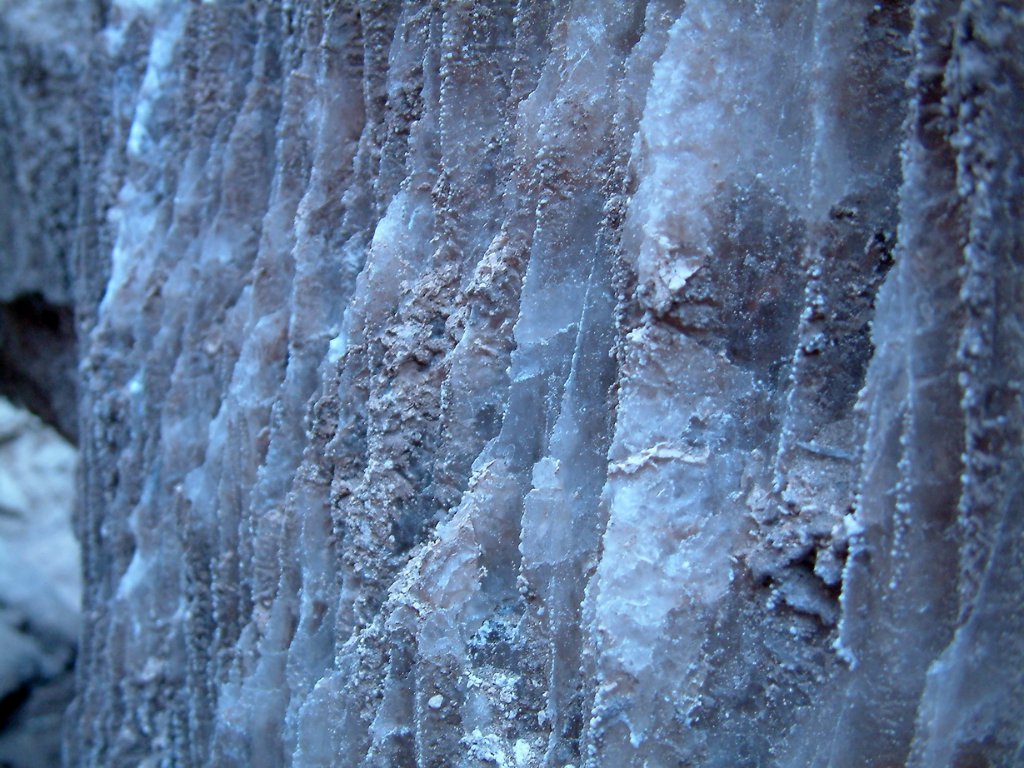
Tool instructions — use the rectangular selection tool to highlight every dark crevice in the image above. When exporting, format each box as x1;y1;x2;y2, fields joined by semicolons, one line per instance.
0;684;31;733
0;292;77;443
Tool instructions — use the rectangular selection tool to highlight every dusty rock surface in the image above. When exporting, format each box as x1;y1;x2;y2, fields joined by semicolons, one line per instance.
1;1;1023;766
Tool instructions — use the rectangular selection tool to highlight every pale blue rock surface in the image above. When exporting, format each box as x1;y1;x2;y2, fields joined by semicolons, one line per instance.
1;1;1023;766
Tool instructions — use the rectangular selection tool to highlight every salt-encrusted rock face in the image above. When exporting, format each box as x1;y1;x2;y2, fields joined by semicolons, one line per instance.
2;1;1022;766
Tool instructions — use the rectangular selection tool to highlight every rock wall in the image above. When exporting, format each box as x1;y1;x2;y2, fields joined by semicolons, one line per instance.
2;1;1023;766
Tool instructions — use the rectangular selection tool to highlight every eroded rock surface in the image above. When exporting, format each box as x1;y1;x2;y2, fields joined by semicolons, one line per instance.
2;1;1023;766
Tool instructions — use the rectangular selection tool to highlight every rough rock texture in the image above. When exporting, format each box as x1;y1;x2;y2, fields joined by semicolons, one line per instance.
2;0;1023;766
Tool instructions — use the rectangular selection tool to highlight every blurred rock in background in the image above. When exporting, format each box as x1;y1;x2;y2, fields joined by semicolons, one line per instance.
0;397;78;768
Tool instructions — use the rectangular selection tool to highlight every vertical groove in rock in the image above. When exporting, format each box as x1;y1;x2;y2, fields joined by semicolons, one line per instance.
1;1;1021;766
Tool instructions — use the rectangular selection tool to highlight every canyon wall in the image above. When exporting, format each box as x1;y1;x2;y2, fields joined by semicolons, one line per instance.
2;1;1023;766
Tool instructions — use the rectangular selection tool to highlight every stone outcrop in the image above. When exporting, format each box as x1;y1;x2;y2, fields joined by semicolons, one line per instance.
2;1;1023;766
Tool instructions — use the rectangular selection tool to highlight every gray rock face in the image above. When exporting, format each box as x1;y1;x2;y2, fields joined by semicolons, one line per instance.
2;1;1023;766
